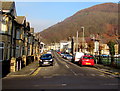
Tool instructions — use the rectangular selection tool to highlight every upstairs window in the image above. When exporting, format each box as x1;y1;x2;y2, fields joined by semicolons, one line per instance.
1;16;8;32
16;46;20;58
16;29;20;39
1;22;7;32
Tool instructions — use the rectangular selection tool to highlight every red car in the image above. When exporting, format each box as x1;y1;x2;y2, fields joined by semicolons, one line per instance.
57;51;61;54
78;55;95;66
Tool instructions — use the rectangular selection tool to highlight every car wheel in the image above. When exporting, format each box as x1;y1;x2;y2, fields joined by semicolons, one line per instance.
39;63;42;67
80;63;83;67
50;63;53;66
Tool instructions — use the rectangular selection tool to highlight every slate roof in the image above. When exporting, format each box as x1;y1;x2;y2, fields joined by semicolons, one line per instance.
15;16;26;24
2;1;15;10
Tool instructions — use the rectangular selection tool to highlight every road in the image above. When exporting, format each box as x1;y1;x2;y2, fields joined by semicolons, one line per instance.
2;52;120;90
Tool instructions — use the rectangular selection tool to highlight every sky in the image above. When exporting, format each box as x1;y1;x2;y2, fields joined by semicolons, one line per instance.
10;0;119;33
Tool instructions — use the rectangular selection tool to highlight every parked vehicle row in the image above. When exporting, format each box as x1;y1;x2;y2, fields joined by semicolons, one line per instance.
57;51;95;67
63;54;73;60
39;50;119;68
57;51;73;61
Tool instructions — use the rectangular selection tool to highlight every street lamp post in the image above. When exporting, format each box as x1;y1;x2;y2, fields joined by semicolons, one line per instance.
76;31;78;52
81;27;85;52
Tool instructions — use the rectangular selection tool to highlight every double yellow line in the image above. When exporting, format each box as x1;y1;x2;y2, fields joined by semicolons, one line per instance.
31;67;41;76
93;68;120;78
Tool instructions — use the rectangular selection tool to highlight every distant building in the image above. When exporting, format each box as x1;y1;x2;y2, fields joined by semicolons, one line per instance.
60;40;71;53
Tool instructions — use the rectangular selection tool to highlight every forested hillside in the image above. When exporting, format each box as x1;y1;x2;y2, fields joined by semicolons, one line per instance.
37;3;118;44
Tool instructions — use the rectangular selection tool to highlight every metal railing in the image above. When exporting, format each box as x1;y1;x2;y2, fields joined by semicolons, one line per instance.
95;55;120;68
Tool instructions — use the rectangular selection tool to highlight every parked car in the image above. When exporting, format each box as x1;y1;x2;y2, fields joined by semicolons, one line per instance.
60;53;65;57
78;55;95;66
57;51;62;54
100;54;109;57
39;54;54;66
64;54;73;60
72;52;84;63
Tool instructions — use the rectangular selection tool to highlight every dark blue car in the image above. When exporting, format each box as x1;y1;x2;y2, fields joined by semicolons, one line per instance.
39;54;54;66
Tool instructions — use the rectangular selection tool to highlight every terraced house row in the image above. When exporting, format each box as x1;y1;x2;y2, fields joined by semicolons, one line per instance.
0;1;41;77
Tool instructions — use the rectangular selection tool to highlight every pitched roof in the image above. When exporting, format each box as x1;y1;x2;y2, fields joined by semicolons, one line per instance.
2;1;15;10
100;34;118;44
15;16;26;24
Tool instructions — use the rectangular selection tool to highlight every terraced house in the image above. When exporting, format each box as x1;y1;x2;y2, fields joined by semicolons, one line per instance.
0;1;40;77
0;1;17;76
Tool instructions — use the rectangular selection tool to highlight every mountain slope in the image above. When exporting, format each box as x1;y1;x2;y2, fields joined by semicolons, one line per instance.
38;3;118;44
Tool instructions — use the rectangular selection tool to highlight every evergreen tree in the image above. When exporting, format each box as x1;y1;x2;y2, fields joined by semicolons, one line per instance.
107;41;115;66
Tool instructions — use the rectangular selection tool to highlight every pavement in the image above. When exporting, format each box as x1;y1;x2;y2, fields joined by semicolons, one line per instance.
6;60;120;78
6;61;39;77
94;64;120;77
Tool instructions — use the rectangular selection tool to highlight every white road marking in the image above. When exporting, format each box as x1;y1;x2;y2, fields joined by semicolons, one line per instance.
66;65;69;68
90;74;96;76
61;83;67;86
70;69;77;76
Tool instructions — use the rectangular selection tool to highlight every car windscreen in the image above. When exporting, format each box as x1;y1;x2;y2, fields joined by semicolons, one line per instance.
41;54;52;59
83;57;93;59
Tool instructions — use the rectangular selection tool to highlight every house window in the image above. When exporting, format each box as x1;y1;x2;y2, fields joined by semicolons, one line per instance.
1;16;8;32
7;44;11;60
16;30;20;39
28;37;31;43
20;47;22;56
28;47;30;55
22;47;25;55
0;42;4;62
8;20;12;35
1;22;7;32
16;46;20;58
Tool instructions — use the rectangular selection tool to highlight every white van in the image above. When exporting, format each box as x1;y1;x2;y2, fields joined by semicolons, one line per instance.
73;52;84;63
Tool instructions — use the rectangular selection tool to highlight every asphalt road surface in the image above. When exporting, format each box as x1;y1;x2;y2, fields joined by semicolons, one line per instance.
2;52;120;91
